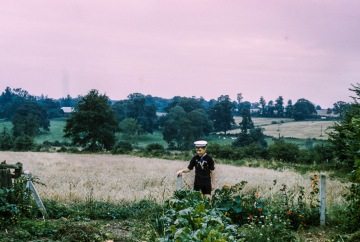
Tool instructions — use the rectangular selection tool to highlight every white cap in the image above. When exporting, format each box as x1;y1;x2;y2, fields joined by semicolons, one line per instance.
194;140;207;147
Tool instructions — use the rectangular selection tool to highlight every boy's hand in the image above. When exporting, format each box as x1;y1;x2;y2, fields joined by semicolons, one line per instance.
176;170;183;176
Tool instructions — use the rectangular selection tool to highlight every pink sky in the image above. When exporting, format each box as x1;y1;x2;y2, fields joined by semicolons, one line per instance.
0;0;359;108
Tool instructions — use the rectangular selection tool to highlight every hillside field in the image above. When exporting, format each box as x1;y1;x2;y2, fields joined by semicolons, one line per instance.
1;117;337;147
0;152;347;208
231;117;335;140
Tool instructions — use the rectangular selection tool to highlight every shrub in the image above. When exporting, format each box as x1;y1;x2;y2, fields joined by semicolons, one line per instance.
13;135;35;151
145;143;165;156
0;176;38;227
111;141;133;154
0;129;14;150
207;144;239;160
268;140;300;162
313;143;335;163
240;143;268;159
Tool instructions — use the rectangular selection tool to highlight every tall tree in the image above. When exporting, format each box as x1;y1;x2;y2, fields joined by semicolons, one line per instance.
112;93;157;133
293;98;317;121
259;96;266;116
164;96;204;113
209;95;235;134
285;99;293;118
11;101;50;137
239;105;254;133
0;87;34;120
266;100;275;117
328;84;360;168
332;101;351;117
162;106;212;149
64;89;119;151
37;97;62;119
275;96;284;117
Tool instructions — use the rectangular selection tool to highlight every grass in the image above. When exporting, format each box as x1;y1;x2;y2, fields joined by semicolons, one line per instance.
0;118;334;149
36;118;70;144
1;151;352;241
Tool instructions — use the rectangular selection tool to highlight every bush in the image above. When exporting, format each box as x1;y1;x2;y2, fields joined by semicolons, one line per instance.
13;136;35;151
111;141;133;154
0;129;14;150
145;143;165;156
240;143;268;159
268;140;300;162
313;143;335;163
0;176;38;227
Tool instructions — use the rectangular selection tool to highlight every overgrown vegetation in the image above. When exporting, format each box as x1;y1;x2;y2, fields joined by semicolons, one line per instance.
2;174;357;241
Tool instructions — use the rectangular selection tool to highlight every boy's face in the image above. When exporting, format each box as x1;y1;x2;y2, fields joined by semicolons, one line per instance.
195;146;206;156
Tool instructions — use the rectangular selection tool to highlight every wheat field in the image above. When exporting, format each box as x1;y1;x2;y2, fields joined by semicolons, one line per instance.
1;152;348;208
231;117;335;140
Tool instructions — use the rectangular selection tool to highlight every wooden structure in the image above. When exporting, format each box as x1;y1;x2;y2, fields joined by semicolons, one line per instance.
0;160;46;217
0;161;23;188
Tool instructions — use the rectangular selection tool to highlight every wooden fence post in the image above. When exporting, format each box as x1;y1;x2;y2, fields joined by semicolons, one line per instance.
320;174;326;226
0;168;12;188
177;174;182;190
24;171;47;218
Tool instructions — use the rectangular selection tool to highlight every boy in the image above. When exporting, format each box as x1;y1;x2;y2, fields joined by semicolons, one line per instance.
177;140;215;198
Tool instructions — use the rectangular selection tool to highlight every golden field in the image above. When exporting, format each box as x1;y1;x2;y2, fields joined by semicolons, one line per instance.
1;152;348;208
231;117;336;140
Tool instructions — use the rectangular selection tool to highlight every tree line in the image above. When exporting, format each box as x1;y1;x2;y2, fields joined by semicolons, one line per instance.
0;86;350;152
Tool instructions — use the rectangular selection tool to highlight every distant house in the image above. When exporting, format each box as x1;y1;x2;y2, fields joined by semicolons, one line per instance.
61;107;74;116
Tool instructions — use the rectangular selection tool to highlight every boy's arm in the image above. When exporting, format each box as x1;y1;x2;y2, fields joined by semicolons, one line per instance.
211;170;215;190
177;168;190;176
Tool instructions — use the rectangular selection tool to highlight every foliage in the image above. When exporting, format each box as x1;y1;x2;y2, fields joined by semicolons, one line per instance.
0;87;35;120
209;95;235;134
238;106;254;133
151;177;324;241
268;139;300;162
162;106;212;149
232;127;267;148
120;118;144;141
293;98;317;121
164;96;205;113
13;135;35;151
55;222;110;241
152;190;242;241
64;89;119;152
0;176;38;227
111;141;133;154
37;97;63;119
0;127;14;150
331;101;351;117
145;143;166;156
11;100;50;137
342;183;360;233
112;93;158;134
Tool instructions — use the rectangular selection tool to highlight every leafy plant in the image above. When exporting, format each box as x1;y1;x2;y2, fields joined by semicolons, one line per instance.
0;176;38;227
153;190;242;241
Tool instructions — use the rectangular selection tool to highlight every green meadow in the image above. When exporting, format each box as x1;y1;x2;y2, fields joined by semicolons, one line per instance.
0;117;331;149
